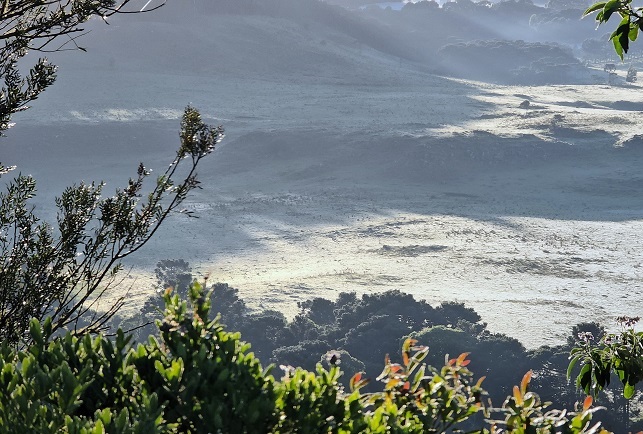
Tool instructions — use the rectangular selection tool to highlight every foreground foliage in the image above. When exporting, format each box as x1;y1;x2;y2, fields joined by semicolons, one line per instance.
569;316;643;399
130;261;639;431
0;282;611;433
584;0;643;59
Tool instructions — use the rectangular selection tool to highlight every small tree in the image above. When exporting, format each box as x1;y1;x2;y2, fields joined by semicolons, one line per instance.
0;0;225;346
569;317;643;400
568;317;643;431
0;107;223;346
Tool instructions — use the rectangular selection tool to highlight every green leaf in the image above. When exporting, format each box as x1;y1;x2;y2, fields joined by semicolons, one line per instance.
596;364;612;389
624;382;636;399
602;0;622;23
611;16;631;38
629;22;639;41
619;22;631;53
98;408;112;426
93;419;105;434
583;2;607;16
167;359;183;381
567;354;580;380
21;356;32;376
29;319;42;345
577;364;592;393
613;36;625;59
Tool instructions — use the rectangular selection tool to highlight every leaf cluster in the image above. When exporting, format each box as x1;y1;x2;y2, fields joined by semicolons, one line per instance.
568;317;643;399
362;343;484;433
488;372;608;434
583;0;642;59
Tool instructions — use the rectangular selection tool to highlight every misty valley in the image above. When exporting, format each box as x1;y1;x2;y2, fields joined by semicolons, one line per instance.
2;0;643;431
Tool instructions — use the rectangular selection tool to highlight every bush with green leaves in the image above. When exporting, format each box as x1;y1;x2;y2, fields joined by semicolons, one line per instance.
274;364;367;433
137;283;277;433
0;282;276;433
0;281;612;433
569;316;643;400
0;321;167;433
361;341;484;433
487;371;608;434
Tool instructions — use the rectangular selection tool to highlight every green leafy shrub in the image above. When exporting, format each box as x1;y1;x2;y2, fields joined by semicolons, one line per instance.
0;319;167;433
361;340;484;433
0;282;276;433
569;316;643;399
274;364;367;433
488;371;608;434
137;282;277;432
0;283;612;433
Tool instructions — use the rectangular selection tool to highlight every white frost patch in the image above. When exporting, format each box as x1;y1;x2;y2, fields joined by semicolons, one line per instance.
91;108;184;122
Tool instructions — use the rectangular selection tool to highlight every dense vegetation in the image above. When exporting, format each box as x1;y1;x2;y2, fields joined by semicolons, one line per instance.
0;282;613;433
116;260;641;432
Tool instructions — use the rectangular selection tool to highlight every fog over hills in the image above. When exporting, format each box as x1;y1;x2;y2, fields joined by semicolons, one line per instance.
5;0;643;346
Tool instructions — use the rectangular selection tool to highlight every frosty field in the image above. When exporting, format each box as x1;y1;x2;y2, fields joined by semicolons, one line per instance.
5;15;643;347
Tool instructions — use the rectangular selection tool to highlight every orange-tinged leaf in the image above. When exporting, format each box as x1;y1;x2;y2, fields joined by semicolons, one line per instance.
403;381;411;390
520;370;533;395
583;395;593;411
461;359;471;367
513;385;522;404
448;358;456;366
390;365;403;374
476;376;487;388
403;351;410;366
456;352;470;365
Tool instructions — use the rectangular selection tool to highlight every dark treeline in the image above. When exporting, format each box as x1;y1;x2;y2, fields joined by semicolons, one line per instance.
112;259;641;432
